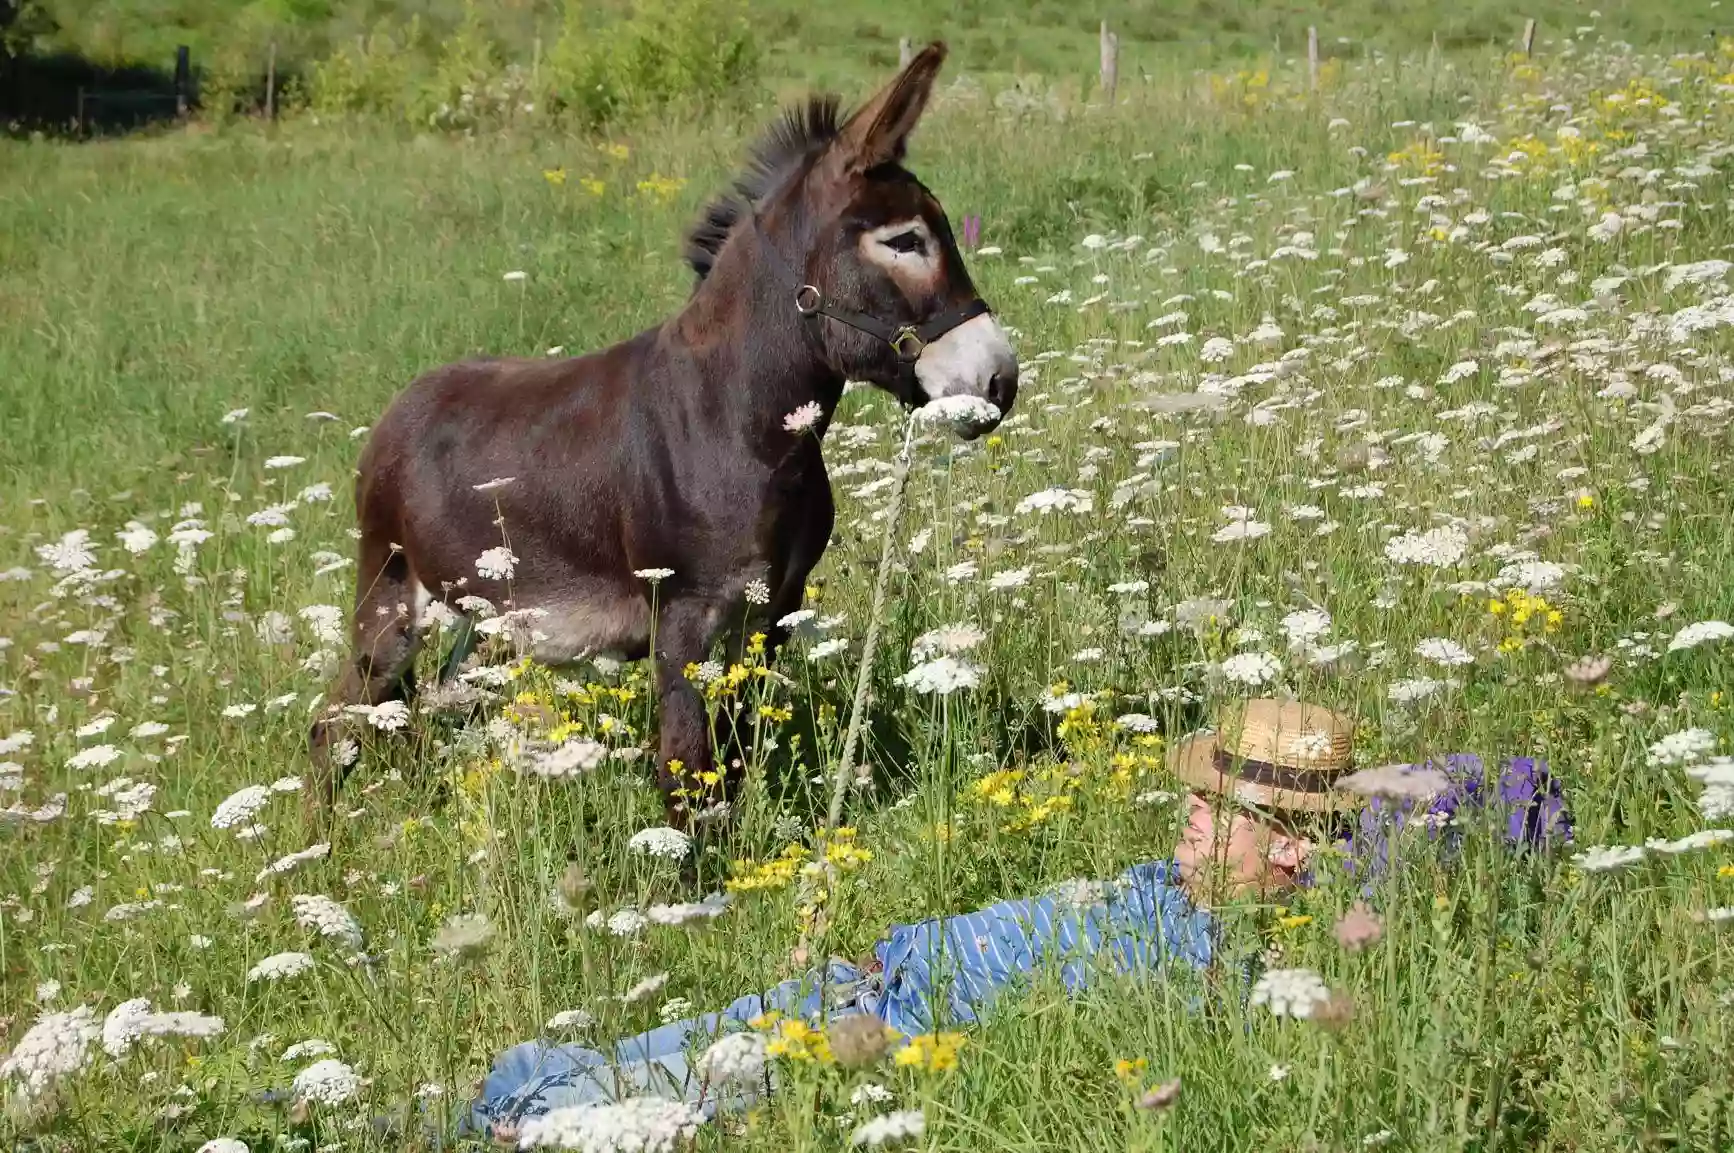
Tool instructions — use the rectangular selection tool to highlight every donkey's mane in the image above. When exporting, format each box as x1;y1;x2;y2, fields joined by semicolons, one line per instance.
683;95;844;284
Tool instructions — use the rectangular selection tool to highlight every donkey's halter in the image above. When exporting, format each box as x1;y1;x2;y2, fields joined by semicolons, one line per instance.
753;217;990;364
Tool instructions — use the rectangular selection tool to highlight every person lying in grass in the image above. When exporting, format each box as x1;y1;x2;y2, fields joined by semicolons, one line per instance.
472;697;1572;1137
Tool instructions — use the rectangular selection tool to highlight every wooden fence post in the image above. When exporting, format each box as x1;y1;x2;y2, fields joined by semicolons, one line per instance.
265;42;277;120
1522;17;1537;56
1099;20;1118;103
1307;25;1319;91
899;37;913;68
174;45;190;116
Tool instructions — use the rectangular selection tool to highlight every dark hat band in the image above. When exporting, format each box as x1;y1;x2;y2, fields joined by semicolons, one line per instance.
1213;746;1343;794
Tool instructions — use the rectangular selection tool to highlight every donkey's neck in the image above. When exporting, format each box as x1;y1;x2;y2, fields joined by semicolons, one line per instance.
670;227;845;439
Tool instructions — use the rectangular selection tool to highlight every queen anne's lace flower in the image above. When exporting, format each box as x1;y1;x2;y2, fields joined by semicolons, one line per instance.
527;740;608;779
257;842;331;882
783;401;824;433
1014;487;1093;516
626;826;691;860
622;973;669;1004
292;1057;362;1105
696;1031;768;1086
281;1038;338;1061
66;744;122;771
517;1097;702;1151
102;997;225;1058
1415;637;1474;666
1669;620;1734;651
852;1109;926;1147
909;624;986;662
1;1005;100;1095
247;951;315;982
1383;525;1468;567
1647;728;1717;768
1219;651;1281;687
1249;967;1331;1018
1572;844;1646;872
914;395;1000;434
292;894;363;949
1281;610;1331;646
897;656;983;695
211;785;271;830
475;547;518;581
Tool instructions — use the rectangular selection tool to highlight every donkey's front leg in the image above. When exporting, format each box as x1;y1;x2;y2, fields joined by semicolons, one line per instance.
651;598;724;830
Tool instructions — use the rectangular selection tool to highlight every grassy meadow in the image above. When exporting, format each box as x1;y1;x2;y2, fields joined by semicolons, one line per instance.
5;14;1734;1153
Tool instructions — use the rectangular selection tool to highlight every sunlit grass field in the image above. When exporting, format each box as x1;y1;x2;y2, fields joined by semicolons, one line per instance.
4;25;1734;1153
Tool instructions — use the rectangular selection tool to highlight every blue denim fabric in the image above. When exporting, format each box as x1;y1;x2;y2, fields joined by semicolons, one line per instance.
468;860;1208;1135
471;960;869;1131
468;756;1568;1137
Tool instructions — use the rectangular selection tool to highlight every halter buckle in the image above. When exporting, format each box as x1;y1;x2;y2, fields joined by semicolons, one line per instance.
794;285;823;315
889;326;925;362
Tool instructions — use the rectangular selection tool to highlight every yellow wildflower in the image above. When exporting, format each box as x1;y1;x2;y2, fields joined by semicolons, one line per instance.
894;1031;965;1072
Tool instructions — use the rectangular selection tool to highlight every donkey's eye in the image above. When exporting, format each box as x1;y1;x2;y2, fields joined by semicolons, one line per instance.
883;230;927;256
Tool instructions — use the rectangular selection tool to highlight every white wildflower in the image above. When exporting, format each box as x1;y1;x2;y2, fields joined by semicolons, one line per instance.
1281;610;1331;646
256;843;331;883
627;827;691;860
1219;651;1281;687
546;1009;596;1030
475;547;518;581
1644;829;1732;854
1014;488;1093;516
1249;967;1331;1019
212;785;271;830
527;739;608;779
0;1006;100;1095
1572;845;1646;872
1648;728;1717;768
1384;525;1468;567
783;401;825;433
697;1032;768;1086
897;656;984;695
1415;638;1473;666
517;1097;702;1151
292;1058;362;1105
247;952;316;982
622;973;670;1004
291;894;363;949
1669;621;1734;652
852;1109;926;1147
66;744;122;771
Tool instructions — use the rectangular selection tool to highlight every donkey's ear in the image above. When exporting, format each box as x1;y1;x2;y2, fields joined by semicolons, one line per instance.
830;41;947;174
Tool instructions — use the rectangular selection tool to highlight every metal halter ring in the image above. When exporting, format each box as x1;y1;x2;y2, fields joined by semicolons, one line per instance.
794;285;823;315
889;326;925;362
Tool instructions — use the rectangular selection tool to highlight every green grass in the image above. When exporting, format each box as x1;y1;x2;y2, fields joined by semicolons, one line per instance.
4;27;1734;1153
19;0;1731;94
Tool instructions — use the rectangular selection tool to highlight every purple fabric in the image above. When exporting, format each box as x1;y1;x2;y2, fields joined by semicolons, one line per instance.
1330;755;1572;885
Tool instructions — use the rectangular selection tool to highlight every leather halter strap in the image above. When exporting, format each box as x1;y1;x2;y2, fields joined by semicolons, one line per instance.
753;216;990;363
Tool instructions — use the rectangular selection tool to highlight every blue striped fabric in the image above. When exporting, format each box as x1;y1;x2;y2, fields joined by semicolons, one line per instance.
468;860;1211;1134
873;859;1214;1034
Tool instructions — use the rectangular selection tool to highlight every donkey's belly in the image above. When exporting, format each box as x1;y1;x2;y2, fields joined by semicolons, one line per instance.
520;592;653;665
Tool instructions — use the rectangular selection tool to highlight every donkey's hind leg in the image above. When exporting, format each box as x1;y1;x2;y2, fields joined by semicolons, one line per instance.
306;548;425;821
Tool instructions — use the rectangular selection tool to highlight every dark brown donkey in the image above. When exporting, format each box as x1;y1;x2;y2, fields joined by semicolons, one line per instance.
308;43;1017;827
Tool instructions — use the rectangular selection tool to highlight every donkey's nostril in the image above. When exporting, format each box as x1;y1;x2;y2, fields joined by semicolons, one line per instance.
987;369;1018;415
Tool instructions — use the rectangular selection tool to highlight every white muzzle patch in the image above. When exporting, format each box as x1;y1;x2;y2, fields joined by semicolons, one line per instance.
913;312;1016;406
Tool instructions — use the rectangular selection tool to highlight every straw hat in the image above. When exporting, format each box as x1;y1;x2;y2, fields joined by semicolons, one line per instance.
1168;698;1357;813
